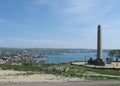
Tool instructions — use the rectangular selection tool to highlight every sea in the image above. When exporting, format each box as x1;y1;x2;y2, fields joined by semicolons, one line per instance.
45;52;110;64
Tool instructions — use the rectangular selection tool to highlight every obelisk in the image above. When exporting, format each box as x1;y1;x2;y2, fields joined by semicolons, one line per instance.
97;25;102;60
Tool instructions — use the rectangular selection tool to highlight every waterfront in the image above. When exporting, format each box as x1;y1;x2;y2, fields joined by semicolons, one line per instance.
46;52;109;64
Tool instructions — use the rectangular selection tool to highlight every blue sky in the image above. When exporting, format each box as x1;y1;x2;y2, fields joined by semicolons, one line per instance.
0;0;120;49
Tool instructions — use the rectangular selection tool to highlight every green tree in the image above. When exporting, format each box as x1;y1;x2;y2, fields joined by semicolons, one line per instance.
108;50;120;61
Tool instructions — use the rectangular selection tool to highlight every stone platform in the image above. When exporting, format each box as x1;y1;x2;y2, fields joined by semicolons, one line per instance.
71;61;120;69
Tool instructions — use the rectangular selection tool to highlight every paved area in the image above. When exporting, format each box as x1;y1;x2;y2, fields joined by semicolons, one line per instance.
72;62;120;69
0;81;120;86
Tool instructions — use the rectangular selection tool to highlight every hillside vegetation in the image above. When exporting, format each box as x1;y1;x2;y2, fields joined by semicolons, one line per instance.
0;63;120;80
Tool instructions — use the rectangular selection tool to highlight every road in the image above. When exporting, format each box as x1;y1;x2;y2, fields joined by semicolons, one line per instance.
0;81;120;86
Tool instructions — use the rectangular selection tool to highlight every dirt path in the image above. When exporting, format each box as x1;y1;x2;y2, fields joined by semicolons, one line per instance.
0;70;83;82
0;80;120;86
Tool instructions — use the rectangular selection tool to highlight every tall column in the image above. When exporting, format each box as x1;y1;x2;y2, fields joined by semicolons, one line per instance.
97;25;102;60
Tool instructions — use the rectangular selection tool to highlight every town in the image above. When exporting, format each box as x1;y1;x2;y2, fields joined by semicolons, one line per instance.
0;48;109;65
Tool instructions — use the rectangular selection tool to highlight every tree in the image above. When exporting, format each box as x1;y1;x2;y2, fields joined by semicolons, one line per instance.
108;50;120;61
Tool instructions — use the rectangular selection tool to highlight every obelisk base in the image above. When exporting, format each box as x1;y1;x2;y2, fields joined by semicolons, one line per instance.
87;58;105;66
93;59;105;66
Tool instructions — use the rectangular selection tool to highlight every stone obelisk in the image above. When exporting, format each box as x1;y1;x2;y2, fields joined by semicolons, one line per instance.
87;25;104;66
97;25;102;60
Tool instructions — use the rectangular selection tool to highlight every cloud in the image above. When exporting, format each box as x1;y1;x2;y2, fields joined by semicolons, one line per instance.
61;0;99;13
30;0;114;24
33;0;114;27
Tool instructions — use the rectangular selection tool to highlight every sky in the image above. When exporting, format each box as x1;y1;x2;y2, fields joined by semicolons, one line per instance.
0;0;120;49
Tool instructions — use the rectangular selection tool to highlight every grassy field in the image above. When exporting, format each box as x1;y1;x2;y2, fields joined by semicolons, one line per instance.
0;63;120;80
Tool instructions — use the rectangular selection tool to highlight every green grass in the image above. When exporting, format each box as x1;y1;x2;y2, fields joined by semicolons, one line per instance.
87;68;120;76
0;63;120;80
106;84;120;86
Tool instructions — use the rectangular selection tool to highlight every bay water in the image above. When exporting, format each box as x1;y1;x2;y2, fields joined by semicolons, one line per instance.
46;52;109;64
